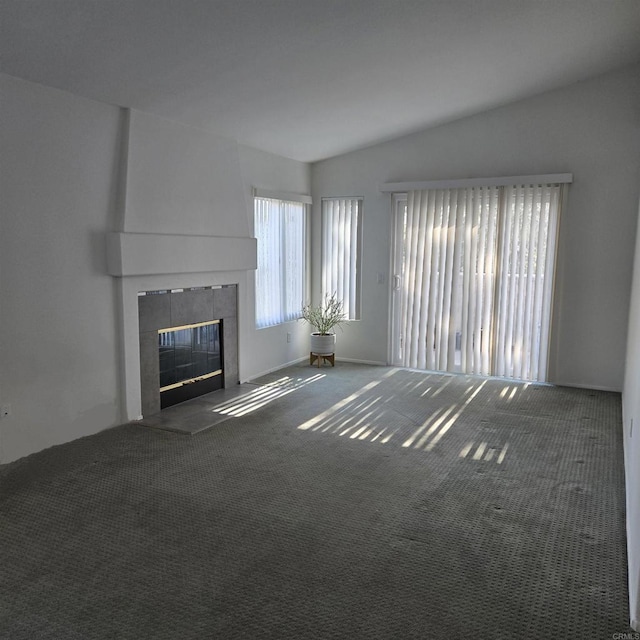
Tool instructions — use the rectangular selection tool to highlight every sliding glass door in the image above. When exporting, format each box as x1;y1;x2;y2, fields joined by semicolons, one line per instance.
391;183;562;382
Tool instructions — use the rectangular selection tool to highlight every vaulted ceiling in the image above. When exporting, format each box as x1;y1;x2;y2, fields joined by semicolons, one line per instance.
2;0;640;162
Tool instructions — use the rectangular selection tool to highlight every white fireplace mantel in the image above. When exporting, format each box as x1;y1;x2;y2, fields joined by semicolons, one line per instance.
106;232;257;277
106;231;256;423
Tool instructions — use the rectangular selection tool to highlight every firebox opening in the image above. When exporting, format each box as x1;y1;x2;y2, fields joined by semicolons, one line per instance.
158;319;223;409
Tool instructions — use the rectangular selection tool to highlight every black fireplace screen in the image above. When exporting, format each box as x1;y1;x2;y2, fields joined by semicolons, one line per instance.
159;320;222;397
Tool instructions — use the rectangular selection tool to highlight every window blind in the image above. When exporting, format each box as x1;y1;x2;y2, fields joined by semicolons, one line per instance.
493;184;561;380
254;196;306;328
400;187;499;375
395;183;562;382
321;198;363;320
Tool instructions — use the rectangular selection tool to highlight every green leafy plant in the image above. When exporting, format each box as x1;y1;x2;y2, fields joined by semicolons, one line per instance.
300;293;346;335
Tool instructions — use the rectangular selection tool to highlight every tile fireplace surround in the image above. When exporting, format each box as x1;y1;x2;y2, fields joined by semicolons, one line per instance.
138;285;238;416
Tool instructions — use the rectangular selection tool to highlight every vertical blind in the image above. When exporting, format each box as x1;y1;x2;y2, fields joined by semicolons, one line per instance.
400;187;499;375
254;197;306;328
321;198;363;320
494;184;561;380
396;183;561;382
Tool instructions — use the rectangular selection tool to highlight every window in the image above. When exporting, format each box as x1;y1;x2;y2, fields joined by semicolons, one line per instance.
321;197;363;320
391;182;564;382
254;195;307;328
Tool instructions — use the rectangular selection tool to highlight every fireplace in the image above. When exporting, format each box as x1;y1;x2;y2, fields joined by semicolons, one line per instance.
159;320;223;409
138;285;238;416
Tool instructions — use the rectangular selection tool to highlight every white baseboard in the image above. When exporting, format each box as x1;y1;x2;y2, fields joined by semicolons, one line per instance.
242;356;307;383
241;356;388;383
553;380;621;393
336;357;388;366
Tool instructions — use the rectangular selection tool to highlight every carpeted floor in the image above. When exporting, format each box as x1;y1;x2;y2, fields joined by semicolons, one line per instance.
0;363;631;639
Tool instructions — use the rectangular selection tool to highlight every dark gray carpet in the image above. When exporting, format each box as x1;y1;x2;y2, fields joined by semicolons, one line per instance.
0;363;631;639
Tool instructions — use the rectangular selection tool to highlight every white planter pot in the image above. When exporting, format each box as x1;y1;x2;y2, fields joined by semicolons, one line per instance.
310;332;336;355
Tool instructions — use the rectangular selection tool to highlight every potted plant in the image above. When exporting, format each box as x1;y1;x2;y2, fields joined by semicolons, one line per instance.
300;293;346;364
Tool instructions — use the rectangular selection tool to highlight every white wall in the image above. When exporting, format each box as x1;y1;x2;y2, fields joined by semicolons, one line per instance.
2;61;636;465
112;110;254;421
112;116;311;419
623;189;640;630
0;76;311;463
125;110;249;237
311;64;640;391
117;113;312;388
0;73;123;463
237;145;312;379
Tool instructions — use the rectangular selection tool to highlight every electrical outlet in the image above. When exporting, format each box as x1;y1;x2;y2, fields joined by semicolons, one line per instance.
286;332;291;343
0;404;11;419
